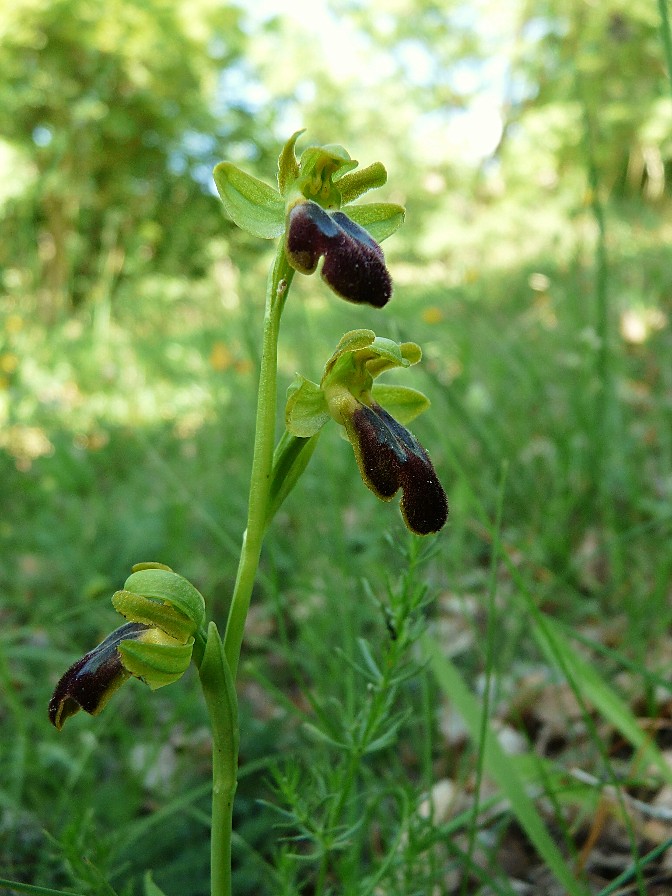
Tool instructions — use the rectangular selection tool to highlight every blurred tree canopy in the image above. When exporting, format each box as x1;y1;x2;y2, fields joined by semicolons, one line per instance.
502;0;672;197
0;0;251;316
1;0;671;319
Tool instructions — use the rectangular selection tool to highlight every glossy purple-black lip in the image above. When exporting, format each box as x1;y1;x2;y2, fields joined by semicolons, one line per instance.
348;401;448;535
49;622;149;730
286;200;392;308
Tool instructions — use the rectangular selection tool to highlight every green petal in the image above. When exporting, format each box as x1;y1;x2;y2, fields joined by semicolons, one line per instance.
285;374;330;437
336;162;387;204
364;339;422;378
400;341;422;365
371;384;430;424
344;203;405;243
213;162;285;238
322;329;376;379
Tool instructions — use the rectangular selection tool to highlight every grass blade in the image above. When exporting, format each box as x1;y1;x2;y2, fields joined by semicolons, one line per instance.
424;636;589;896
531;614;672;784
0;881;82;896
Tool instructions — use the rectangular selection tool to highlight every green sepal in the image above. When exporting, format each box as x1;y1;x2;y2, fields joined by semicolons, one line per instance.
131;561;173;573
266;430;321;527
344;203;405;243
337;161;387;204
118;630;194;690
285;374;330;437
119;567;206;631
371;384;430;424
278;129;304;195
333;328;377;355
213;162;285;238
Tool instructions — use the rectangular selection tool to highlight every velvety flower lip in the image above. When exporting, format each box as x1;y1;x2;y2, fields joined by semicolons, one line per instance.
49;622;149;731
286;200;392;308
347;401;448;536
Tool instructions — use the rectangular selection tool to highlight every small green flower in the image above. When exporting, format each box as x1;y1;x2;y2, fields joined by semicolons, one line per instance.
49;564;205;730
213;131;404;307
285;330;448;535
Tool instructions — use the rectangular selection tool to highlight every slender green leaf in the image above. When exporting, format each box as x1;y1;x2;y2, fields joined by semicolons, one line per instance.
0;880;80;896
302;721;349;750
356;637;383;683
266;431;320;526
596;837;672;896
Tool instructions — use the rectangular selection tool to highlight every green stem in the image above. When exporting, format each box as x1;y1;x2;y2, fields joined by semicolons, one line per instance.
223;245;294;678
659;0;672;99
197;243;294;896
576;69;621;589
198;623;240;896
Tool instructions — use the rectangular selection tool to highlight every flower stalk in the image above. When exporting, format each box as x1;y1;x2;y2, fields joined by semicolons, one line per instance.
222;245;294;679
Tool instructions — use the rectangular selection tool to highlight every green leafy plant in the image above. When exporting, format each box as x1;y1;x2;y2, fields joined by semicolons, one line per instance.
43;132;448;896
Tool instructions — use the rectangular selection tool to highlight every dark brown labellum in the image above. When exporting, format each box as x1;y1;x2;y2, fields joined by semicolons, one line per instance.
348;402;448;535
286;200;392;307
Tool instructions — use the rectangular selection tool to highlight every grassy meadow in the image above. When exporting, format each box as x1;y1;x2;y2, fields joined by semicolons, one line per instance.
2;177;672;895
2;4;672;890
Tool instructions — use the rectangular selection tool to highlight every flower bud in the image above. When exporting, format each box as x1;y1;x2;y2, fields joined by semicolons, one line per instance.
49;564;206;730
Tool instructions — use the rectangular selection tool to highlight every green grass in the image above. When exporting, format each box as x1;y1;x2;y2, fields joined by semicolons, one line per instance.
2;191;672;894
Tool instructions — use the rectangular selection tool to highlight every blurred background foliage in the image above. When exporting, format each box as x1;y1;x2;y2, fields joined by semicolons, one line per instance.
2;0;672;893
2;0;671;323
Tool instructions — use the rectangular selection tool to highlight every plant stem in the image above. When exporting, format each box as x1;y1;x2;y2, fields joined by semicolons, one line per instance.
199;623;240;896
659;0;672;99
197;243;294;896
576;71;621;589
223;245;294;679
